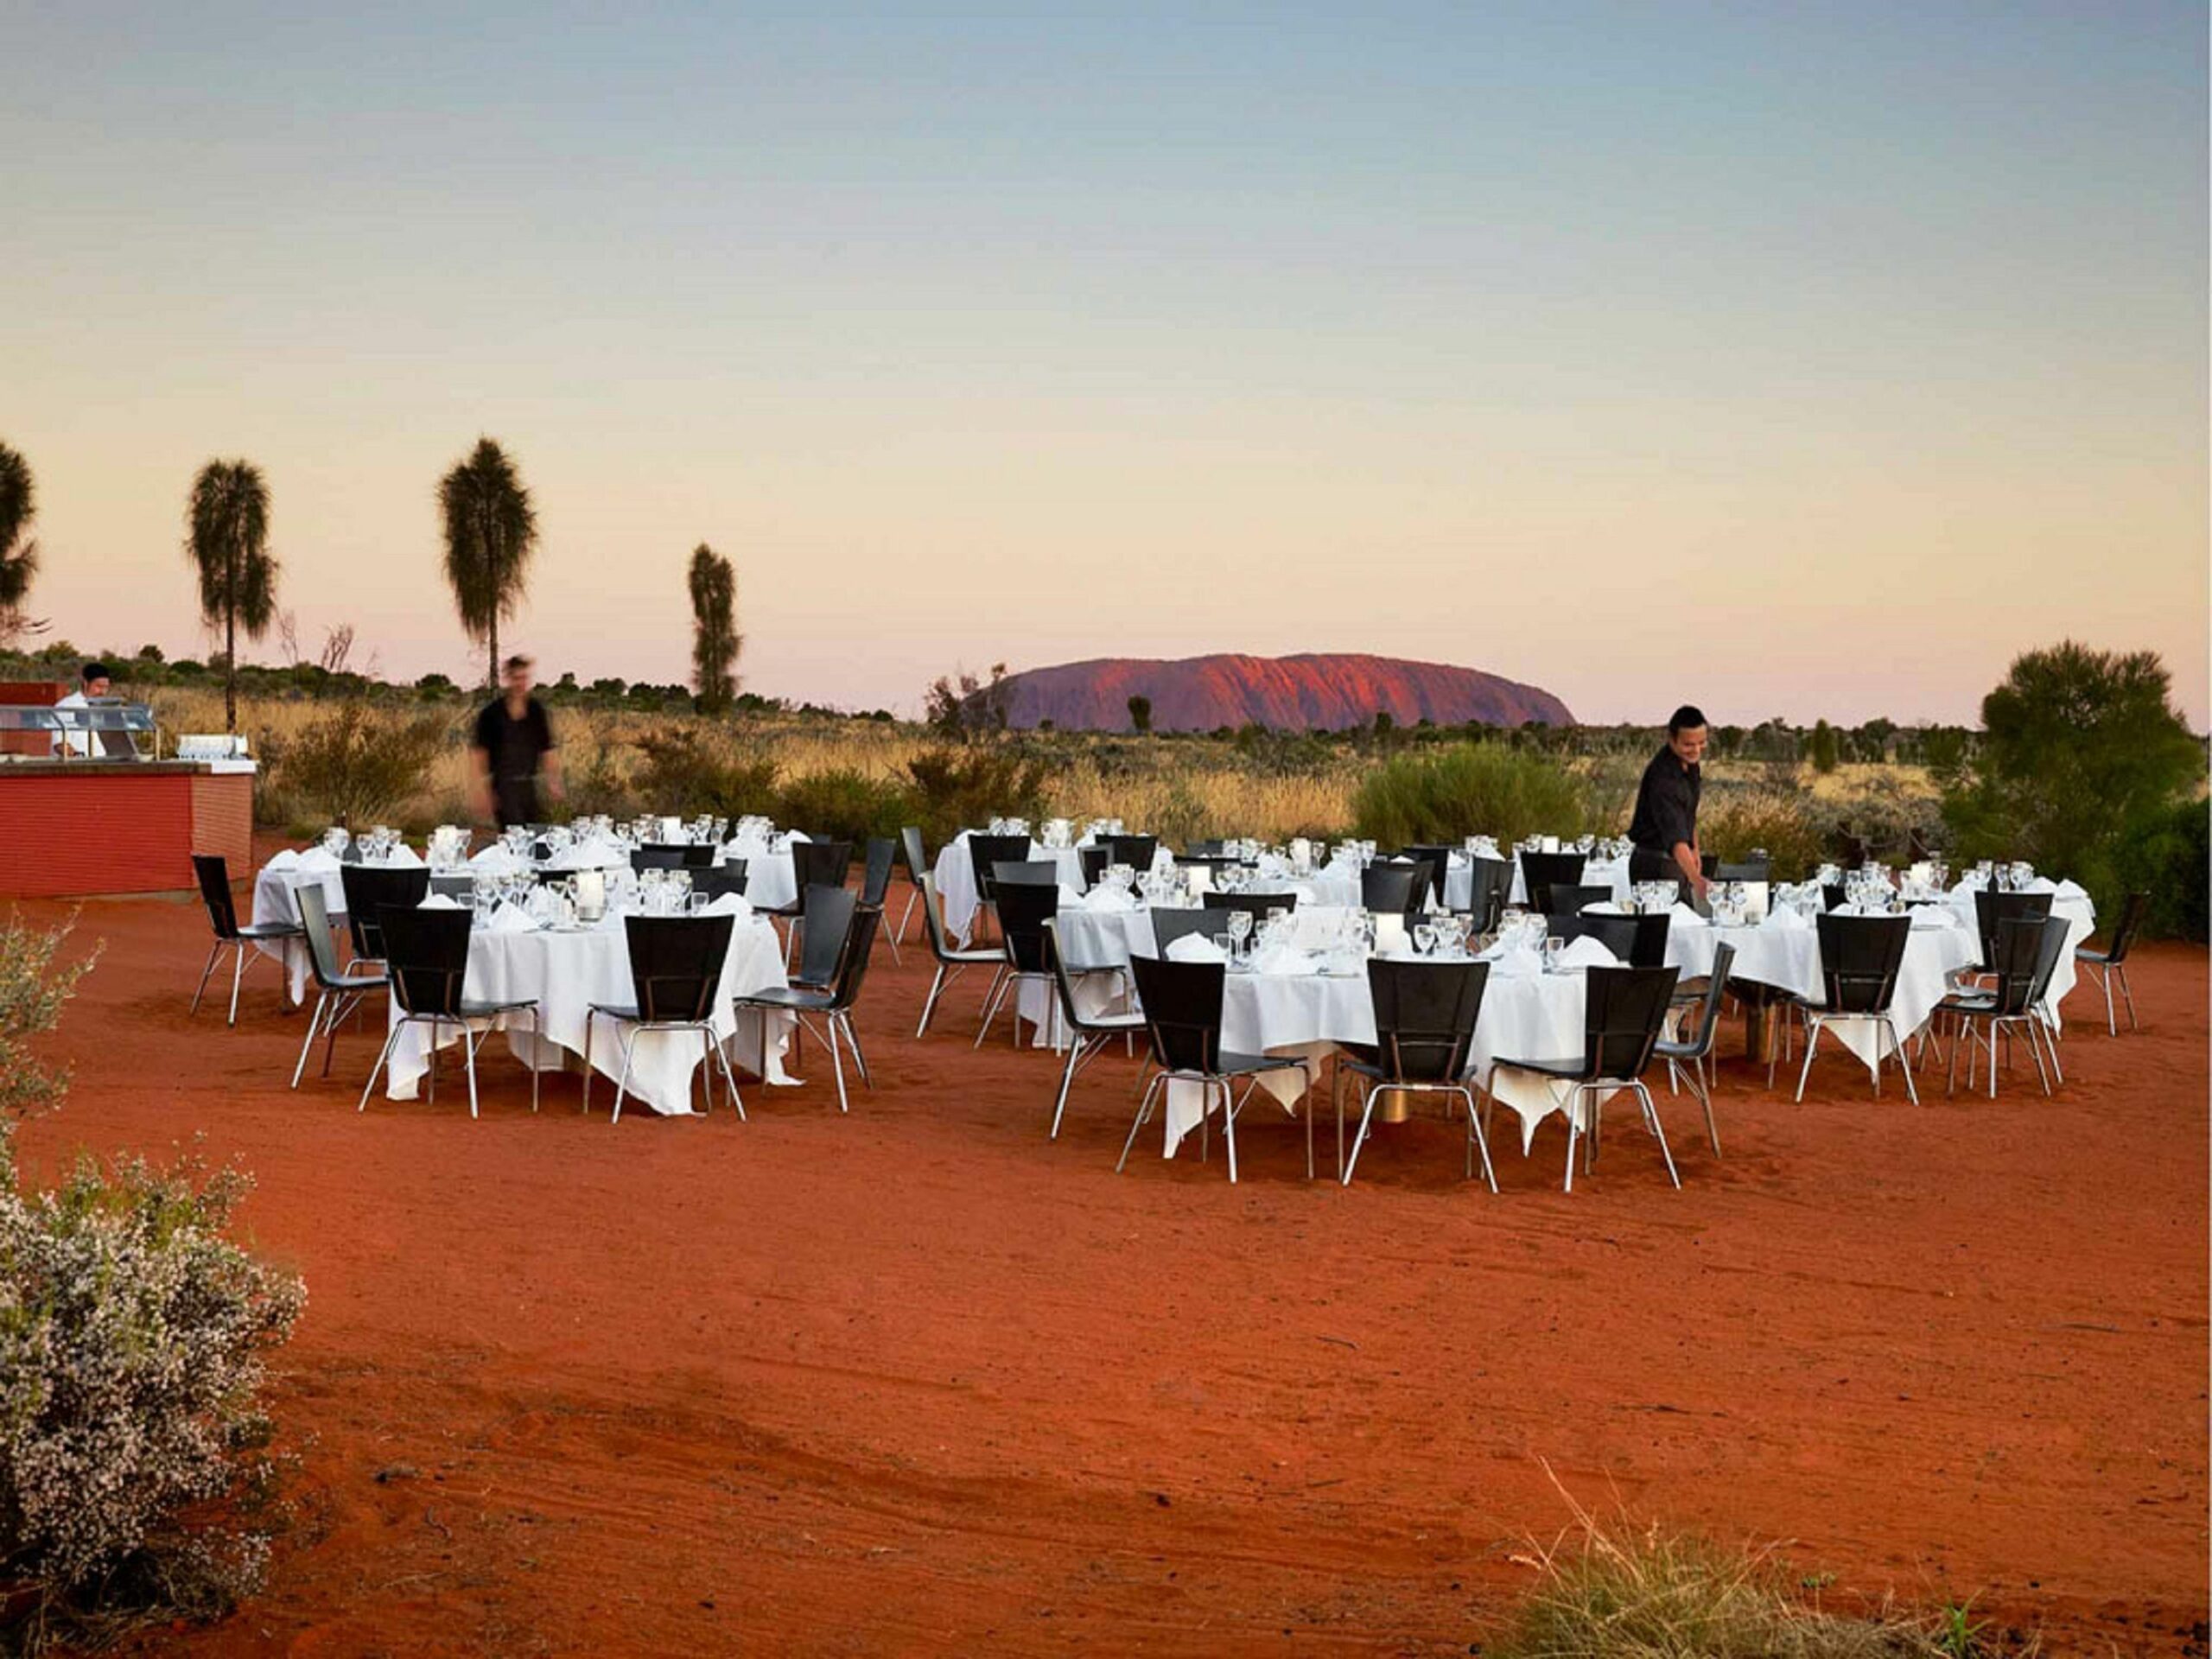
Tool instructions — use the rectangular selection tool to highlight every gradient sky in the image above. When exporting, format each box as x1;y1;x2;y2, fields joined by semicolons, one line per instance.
4;1;2205;724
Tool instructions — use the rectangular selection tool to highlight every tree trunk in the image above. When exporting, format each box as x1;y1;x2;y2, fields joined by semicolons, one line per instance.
225;601;237;734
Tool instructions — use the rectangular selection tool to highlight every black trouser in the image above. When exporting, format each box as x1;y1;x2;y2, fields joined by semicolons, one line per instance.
493;778;542;832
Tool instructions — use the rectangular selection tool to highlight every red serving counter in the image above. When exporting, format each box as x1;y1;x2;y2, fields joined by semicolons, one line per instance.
0;761;255;897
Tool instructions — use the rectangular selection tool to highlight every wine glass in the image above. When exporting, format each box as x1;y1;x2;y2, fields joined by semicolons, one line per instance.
1225;908;1253;961
1414;922;1437;956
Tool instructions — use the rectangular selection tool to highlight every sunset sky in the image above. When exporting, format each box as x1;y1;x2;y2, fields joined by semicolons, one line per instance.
4;2;2205;725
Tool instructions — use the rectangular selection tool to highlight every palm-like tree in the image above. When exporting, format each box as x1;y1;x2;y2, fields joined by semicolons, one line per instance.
437;439;538;685
185;460;279;732
0;441;39;645
687;543;741;714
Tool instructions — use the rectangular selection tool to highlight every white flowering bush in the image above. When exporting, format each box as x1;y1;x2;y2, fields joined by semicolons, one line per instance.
0;917;304;1649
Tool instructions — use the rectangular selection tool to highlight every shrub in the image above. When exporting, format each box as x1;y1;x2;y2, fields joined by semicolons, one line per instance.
775;768;912;845
0;912;99;1122
2113;795;2209;943
266;702;451;828
1351;742;1586;848
1941;641;2204;923
631;729;781;821
904;745;1051;845
1698;791;1828;883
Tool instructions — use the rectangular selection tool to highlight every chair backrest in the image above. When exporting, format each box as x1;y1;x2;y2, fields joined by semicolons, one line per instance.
1627;847;1675;886
1147;907;1220;954
1360;862;1422;918
340;864;432;959
1671;940;1736;1059
966;833;1033;901
429;873;474;902
294;882;348;990
2026;913;2073;1007
695;861;749;902
1077;845;1109;887
1580;964;1680;1081
1820;881;1847;912
899;826;931;890
1713;858;1770;883
1548;912;1637;961
792;838;854;892
1973;889;2052;969
1554;883;1613;916
2101;891;2147;964
796;882;859;986
860;836;897;906
1981;915;2048;1017
1103;833;1157;871
1462;855;1514;932
632;844;690;872
1519;850;1588;913
1184;838;1225;856
826;906;883;1013
378;904;473;1018
1401;847;1453;911
622;913;735;1022
1813;912;1910;1014
995;880;1058;973
192;854;240;940
1365;957;1489;1084
1128;952;1227;1074
1621;911;1672;969
991;859;1062;887
1209;892;1298;924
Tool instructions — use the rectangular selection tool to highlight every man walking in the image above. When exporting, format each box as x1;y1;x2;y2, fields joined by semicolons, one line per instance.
469;654;563;830
1629;704;1708;903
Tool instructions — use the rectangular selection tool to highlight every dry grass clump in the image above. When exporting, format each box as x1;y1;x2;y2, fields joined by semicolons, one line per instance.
1489;1488;2026;1659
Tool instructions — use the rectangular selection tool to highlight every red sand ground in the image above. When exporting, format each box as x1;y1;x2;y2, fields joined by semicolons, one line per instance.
14;873;2209;1656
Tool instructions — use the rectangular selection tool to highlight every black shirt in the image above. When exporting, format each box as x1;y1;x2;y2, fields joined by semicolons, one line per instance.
1627;744;1700;855
472;696;554;827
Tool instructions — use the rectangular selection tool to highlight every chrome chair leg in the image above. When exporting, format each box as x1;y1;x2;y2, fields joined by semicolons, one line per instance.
609;1030;639;1125
357;1020;404;1111
461;1023;481;1119
840;1013;873;1090
1050;1033;1090;1139
191;942;222;1014
2038;1010;2064;1084
1118;1073;1166;1172
1794;1016;1824;1102
291;991;328;1089
826;1015;850;1113
227;942;246;1026
1885;1017;1920;1106
714;1033;747;1121
2116;963;2137;1031
1460;1084;1498;1192
1340;1080;1381;1187
1636;1081;1681;1188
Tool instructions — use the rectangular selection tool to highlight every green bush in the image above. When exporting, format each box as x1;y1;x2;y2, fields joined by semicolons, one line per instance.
631;730;780;821
775;768;912;846
904;746;1051;846
1697;791;1828;883
264;702;452;830
1351;742;1586;848
2113;795;2209;943
1941;641;2205;925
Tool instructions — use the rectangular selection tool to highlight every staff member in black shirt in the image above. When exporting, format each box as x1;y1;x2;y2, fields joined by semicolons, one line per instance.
1628;704;1708;903
469;654;563;830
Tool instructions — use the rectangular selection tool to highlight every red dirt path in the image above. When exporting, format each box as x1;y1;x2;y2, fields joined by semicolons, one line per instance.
16;880;2209;1656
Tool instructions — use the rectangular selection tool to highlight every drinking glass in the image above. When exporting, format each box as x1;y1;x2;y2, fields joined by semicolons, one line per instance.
1414;922;1437;956
1226;909;1252;958
1543;936;1565;974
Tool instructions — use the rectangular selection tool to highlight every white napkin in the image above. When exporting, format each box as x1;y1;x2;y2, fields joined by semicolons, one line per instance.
1165;934;1227;964
704;893;752;918
488;902;538;933
1250;943;1316;976
1087;886;1135;913
1057;884;1087;908
471;846;521;874
2054;879;2088;900
421;893;462;909
266;849;300;871
1372;913;1408;954
300;847;340;872
383;843;424;868
786;830;811;843
1670;901;1708;929
1556;935;1619;970
1764;906;1810;931
1487;943;1541;978
1586;900;1629;915
1910;907;1951;930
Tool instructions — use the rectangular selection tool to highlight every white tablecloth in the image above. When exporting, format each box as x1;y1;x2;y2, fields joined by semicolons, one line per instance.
381;913;797;1116
1941;880;2096;1026
931;832;1090;943
721;841;798;912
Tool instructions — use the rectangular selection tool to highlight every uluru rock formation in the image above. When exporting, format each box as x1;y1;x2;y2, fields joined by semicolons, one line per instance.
988;653;1573;732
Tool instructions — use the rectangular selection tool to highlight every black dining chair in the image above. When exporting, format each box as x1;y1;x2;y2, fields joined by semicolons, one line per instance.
1043;918;1147;1140
991;858;1062;888
1518;850;1588;915
1147;906;1226;955
1337;957;1495;1190
1459;855;1515;936
289;883;389;1089
894;826;933;950
357;905;542;1118
429;873;474;903
1544;912;1639;963
694;861;749;903
1548;884;1615;917
1207;892;1299;925
733;907;883;1113
1789;913;1917;1103
2075;891;2145;1035
963;832;1033;944
789;883;858;996
1654;940;1733;1156
914;874;1002;1038
1120;954;1315;1183
1492;964;1682;1192
633;842;711;872
1077;845;1110;887
1969;889;2052;984
583;913;742;1124
1400;846;1454;913
1936;915;2070;1098
976;880;1059;1049
1360;862;1424;921
860;836;899;963
189;854;302;1026
338;863;431;966
1103;833;1158;873
1713;858;1770;884
765;838;855;965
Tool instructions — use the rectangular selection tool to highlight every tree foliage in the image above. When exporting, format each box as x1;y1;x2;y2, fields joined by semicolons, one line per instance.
1351;741;1588;848
436;439;537;686
0;440;41;645
184;460;279;733
686;543;741;714
1942;640;2205;925
923;664;1011;741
